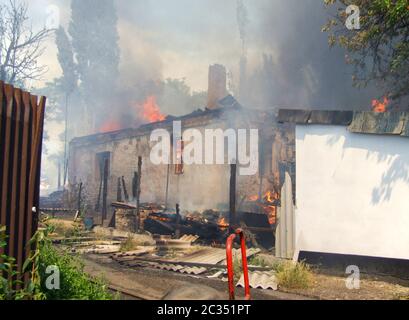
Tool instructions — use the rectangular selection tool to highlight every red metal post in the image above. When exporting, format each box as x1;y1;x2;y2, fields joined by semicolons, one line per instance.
226;233;236;300
226;228;251;300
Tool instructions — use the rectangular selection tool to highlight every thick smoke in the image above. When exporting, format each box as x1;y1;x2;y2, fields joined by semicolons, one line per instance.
241;0;377;110
38;0;379;194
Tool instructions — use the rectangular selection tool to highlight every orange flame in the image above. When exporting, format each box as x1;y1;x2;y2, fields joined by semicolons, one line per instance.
247;191;279;225
372;97;389;113
139;96;166;123
217;217;229;228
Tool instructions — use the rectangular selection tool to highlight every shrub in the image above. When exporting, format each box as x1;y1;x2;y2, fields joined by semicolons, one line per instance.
274;261;313;290
0;226;45;300
119;234;153;252
38;242;113;300
48;220;82;238
119;235;140;252
1;224;113;300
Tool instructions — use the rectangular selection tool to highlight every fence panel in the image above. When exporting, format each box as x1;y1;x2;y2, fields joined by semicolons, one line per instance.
0;80;46;282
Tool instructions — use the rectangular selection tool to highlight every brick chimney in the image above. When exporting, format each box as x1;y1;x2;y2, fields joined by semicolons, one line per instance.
207;64;227;110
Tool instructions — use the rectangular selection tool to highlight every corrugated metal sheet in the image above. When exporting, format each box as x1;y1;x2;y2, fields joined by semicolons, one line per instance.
124;260;208;275
74;245;121;254
153;264;208;275
275;172;295;259
237;271;278;290
179;235;199;243
112;247;155;258
174;247;260;265
116;247;260;276
179;247;227;265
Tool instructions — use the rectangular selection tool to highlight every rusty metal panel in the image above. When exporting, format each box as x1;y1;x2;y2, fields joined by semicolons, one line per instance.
277;109;311;124
0;80;46;283
278;109;354;125
348;112;406;135
308;111;353;125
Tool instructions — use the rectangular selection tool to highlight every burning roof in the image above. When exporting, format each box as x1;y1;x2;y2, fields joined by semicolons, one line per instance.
70;95;244;147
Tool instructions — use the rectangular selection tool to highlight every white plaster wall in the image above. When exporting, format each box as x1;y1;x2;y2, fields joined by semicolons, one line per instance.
296;125;409;260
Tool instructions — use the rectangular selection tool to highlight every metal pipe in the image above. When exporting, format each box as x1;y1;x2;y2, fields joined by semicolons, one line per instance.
226;233;236;300
226;228;251;300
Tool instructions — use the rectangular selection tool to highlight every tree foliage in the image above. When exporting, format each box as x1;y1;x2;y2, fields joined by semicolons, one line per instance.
323;0;409;101
68;0;120;123
0;0;52;87
55;27;77;96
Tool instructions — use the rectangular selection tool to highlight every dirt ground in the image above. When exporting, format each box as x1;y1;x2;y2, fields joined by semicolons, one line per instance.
81;254;308;300
284;272;409;300
48;221;409;300
81;252;409;300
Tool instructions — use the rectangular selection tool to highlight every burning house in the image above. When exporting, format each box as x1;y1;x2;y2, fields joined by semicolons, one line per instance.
67;65;295;248
278;109;409;264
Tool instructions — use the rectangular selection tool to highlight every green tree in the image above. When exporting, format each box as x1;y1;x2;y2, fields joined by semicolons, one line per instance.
55;27;77;97
0;0;52;87
55;26;77;185
323;0;409;101
68;0;120;131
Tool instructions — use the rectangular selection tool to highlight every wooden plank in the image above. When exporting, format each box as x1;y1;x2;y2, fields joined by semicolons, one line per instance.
102;158;109;222
8;88;22;259
16;91;32;275
136;156;142;231
25;95;45;269
1;85;14;232
34;97;46;227
0;83;46;286
0;81;5;229
229;164;237;232
0;81;5;262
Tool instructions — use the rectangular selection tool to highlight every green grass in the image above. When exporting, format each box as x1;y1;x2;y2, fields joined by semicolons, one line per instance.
248;256;271;268
48;220;83;238
232;257;243;283
119;236;140;253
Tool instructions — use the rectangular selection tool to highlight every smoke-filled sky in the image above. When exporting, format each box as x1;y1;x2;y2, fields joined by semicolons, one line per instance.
27;0;247;91
23;0;376;108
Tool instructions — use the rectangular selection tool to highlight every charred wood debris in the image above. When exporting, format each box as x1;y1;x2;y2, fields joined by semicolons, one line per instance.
41;158;277;250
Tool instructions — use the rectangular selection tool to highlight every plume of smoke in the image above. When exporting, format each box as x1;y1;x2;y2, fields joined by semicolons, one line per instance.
237;0;249;103
237;0;249;56
241;0;378;110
